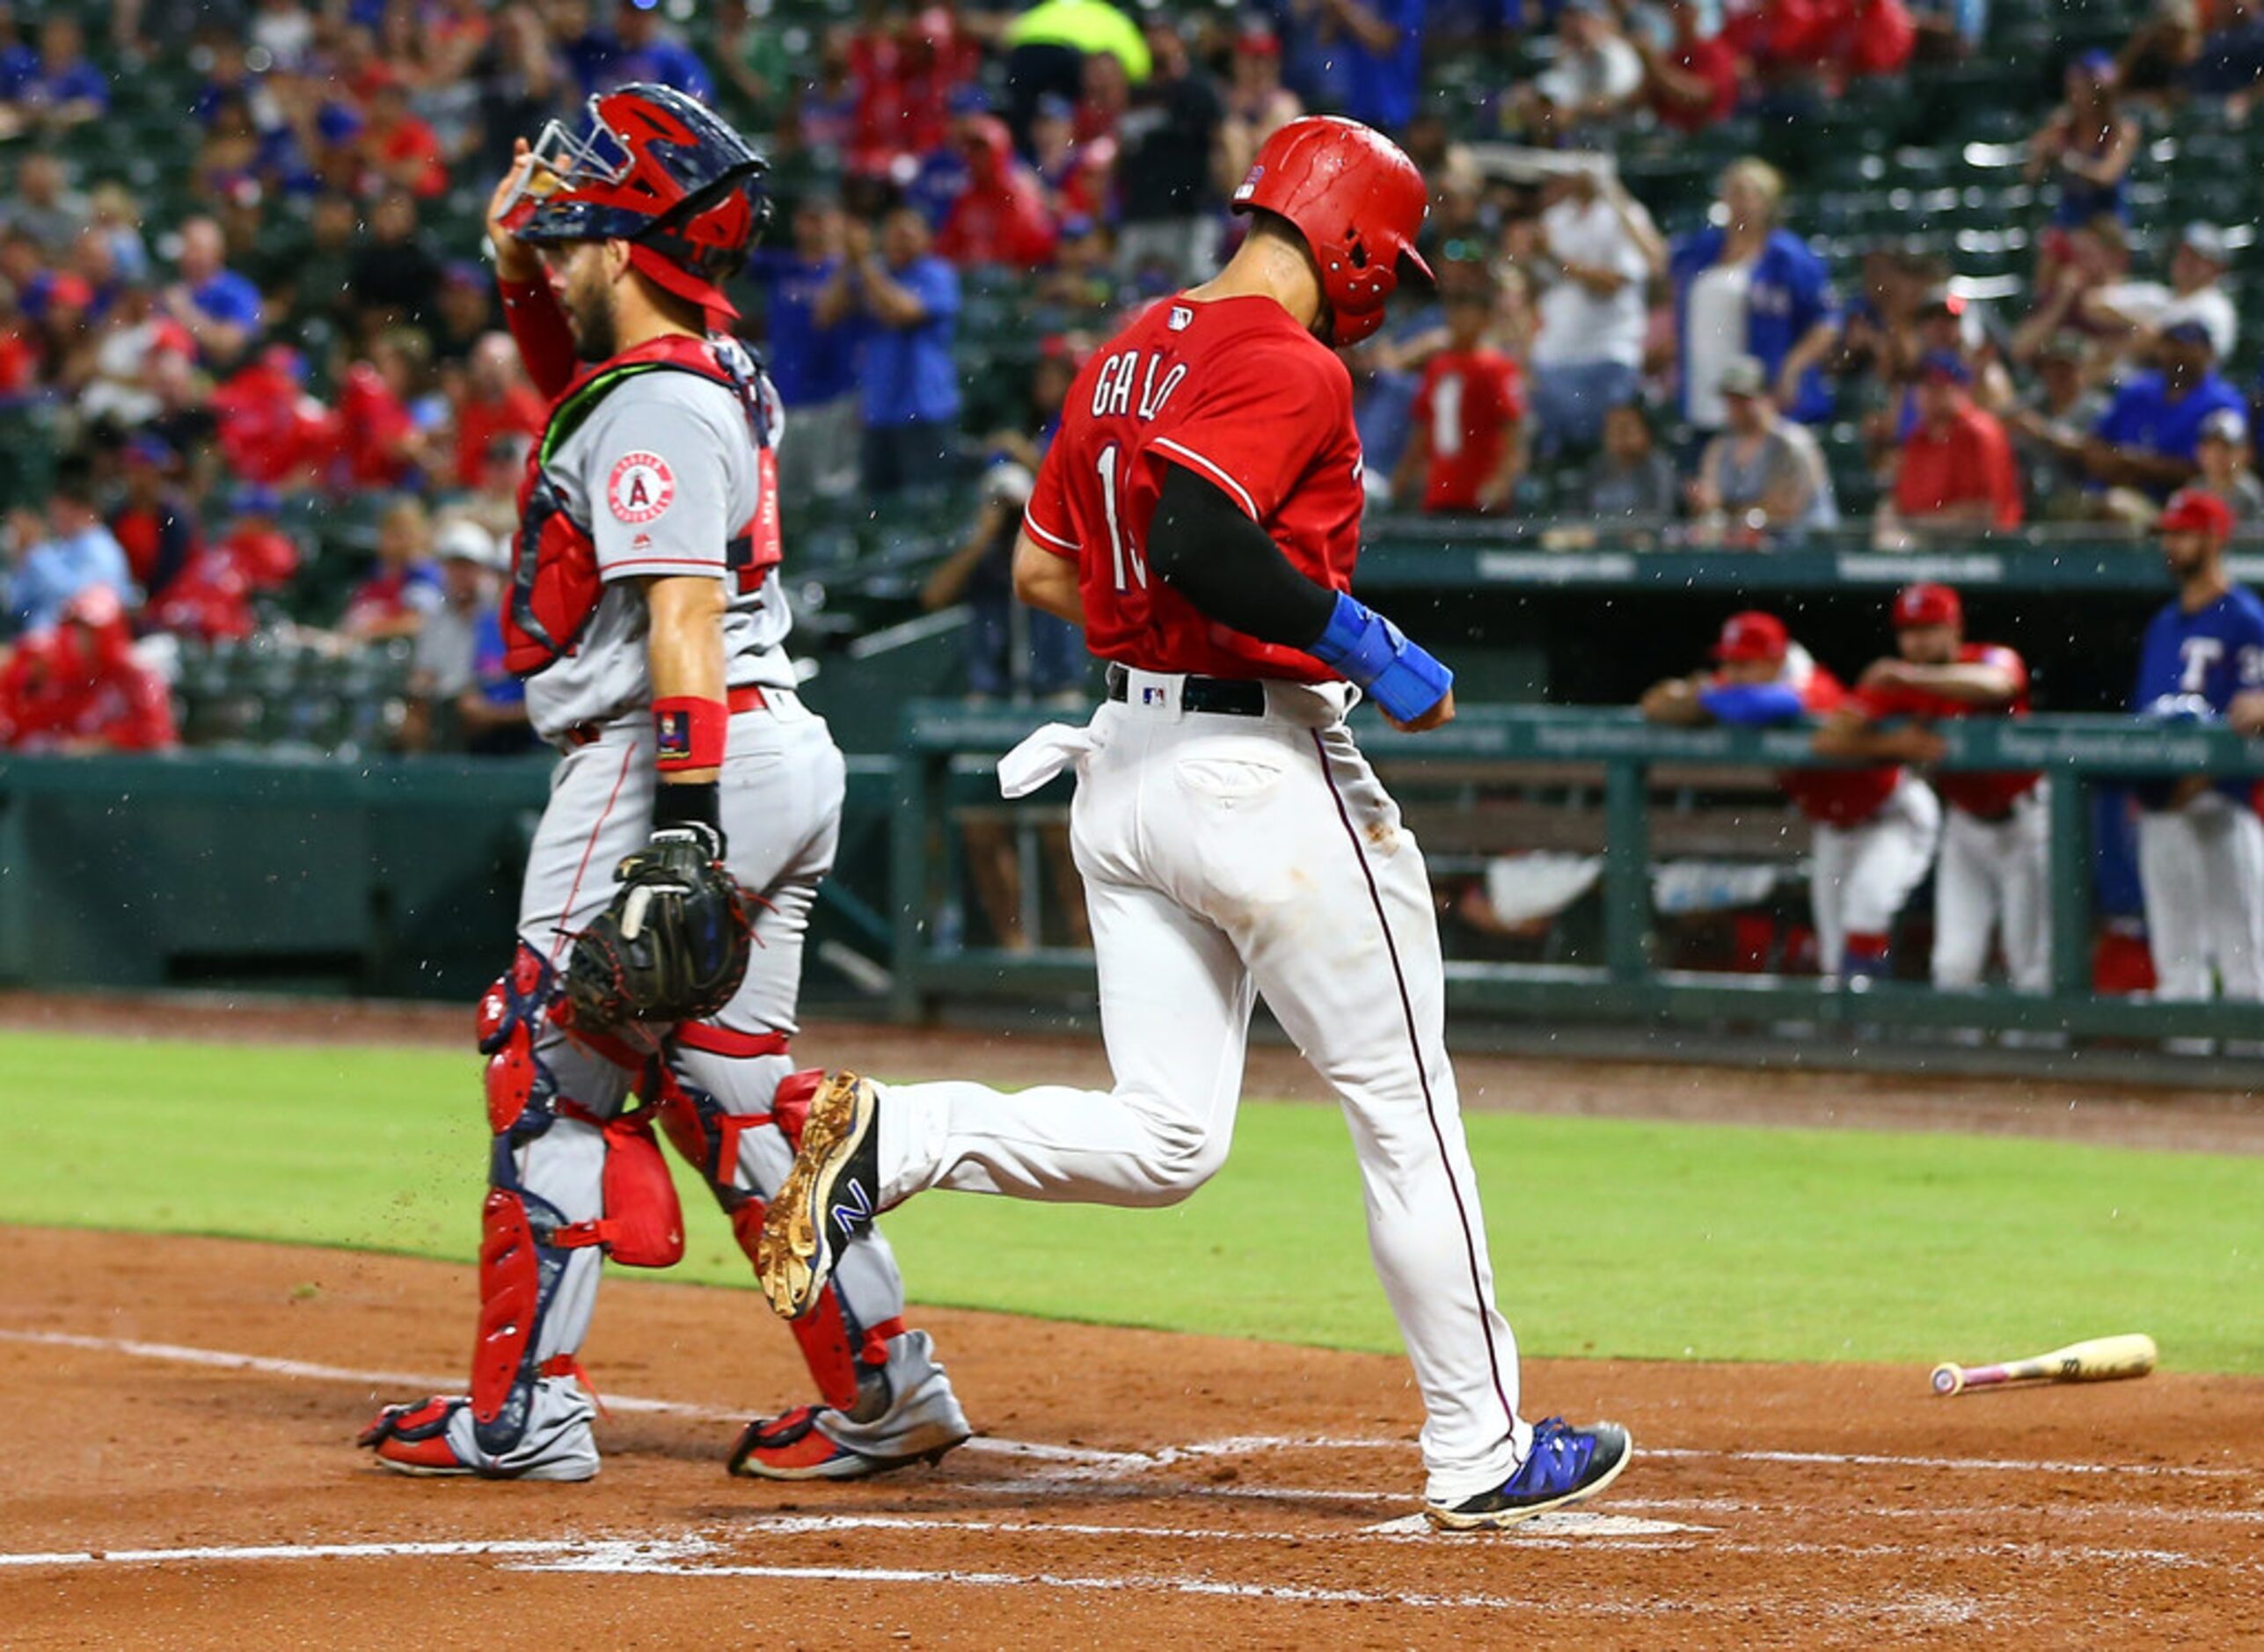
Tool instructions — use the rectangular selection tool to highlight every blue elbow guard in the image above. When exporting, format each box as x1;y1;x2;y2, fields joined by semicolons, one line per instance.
1310;590;1454;722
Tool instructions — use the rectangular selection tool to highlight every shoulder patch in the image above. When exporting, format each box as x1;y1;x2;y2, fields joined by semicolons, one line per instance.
608;451;676;524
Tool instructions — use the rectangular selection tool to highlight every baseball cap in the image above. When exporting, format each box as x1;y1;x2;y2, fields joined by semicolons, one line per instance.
2163;318;2216;349
434;518;502;569
2180;221;2231;265
2201;406;2249;444
1713;610;1789;662
1916;348;1970;384
2072;48;2116;82
1892;581;1961;631
1718;355;1768;398
2158;486;2235;538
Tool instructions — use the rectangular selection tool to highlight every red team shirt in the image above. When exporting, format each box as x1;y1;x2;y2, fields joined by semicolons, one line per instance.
1855;641;2041;818
1733;660;1902;827
1023;293;1364;683
1411;347;1524;513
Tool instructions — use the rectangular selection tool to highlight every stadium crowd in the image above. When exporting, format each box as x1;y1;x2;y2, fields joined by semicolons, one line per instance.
0;0;2258;756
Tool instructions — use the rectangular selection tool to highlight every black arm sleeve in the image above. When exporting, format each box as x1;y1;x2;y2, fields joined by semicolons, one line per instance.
1145;461;1339;650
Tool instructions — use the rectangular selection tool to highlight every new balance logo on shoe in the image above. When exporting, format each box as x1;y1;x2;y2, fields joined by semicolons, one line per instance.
829;1180;873;1238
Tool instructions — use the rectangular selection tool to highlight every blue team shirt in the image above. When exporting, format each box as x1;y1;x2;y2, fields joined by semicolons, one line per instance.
2094;371;2246;497
1669;227;1840;424
2132;583;2264;802
1341;0;1424;132
192;269;264;332
858;256;961;430
744;251;857;406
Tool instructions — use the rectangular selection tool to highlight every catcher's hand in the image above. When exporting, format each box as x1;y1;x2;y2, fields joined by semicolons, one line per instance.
562;822;753;1029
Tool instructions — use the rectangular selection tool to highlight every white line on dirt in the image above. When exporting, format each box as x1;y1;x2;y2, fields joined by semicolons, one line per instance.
0;1538;716;1572
740;1510;1707;1544
7;1328;2252;1489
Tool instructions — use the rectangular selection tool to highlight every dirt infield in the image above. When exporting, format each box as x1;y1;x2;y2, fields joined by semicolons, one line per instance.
5;1225;2260;1648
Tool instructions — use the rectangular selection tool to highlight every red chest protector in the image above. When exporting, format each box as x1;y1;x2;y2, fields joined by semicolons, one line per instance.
504;333;784;677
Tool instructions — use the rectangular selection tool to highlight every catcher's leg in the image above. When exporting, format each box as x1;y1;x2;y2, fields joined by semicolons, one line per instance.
360;943;676;1480
658;1036;968;1481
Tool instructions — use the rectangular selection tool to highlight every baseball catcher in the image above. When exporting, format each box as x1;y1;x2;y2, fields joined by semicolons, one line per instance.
358;84;968;1481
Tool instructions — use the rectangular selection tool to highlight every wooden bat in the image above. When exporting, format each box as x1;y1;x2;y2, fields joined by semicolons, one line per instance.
1931;1334;2157;1396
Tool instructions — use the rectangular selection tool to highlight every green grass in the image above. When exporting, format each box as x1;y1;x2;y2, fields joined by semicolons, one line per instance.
4;1029;2260;1371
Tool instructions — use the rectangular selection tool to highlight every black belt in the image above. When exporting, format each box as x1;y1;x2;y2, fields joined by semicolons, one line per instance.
1106;665;1267;717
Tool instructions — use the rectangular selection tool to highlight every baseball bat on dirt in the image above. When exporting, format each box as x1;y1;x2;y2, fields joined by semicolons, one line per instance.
1930;1334;2158;1397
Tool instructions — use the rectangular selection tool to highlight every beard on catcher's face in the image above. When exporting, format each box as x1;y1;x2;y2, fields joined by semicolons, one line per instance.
546;242;619;362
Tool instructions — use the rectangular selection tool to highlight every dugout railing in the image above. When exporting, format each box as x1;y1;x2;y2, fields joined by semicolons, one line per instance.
889;701;2264;1044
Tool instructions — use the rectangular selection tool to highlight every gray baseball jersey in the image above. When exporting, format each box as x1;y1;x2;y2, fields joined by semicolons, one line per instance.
523;342;795;740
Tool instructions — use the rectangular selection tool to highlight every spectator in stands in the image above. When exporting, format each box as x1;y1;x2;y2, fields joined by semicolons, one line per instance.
2118;0;2205;103
345;192;442;342
2085;221;2238;364
596;2;714;100
2195;407;2264;522
2085;319;2246;510
822;205;962;495
462;433;528;545
715;0;792;132
1394;280;1526;515
1002;0;1150;150
1583;401;1681;523
2012;213;2126;368
1;14;108;137
1522;0;1646;141
1527;163;1663;457
1826;0;1918;82
2007;332;2109;522
402;517;529;756
469;4;569;181
2187;0;2264;105
1670;160;1839;435
6;458;135;635
427;261;499;368
366;76;448;201
1030;91;1115;225
2027;53;2137;236
340;495;442;644
1876;352;2023;539
1033;214;1118;321
149;483;299;645
254;192;357;340
1218;26;1302;188
85;183;150;286
748;195;860;507
0;586;176;754
922;458;1087;705
1318;0;1425;134
8;154;87;254
160;216;261;371
109;436;200;602
1636;0;1740;133
938;115;1059;270
449;333;544;491
1114;17;1225;288
1689;355;1838;542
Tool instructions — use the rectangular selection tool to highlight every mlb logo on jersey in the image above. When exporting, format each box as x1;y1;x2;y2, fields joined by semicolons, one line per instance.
1168;306;1193;332
655;705;693;762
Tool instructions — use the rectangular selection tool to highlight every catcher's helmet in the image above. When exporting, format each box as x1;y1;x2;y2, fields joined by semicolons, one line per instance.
503;83;770;320
1230;115;1433;347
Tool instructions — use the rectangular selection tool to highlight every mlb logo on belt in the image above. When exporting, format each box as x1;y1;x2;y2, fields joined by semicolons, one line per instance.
655;705;692;761
1143;686;1165;705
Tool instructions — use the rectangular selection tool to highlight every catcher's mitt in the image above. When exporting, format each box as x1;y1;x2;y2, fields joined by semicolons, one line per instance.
562;824;753;1029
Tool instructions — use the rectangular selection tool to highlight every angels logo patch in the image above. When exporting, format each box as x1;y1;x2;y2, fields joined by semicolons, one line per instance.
608;451;676;523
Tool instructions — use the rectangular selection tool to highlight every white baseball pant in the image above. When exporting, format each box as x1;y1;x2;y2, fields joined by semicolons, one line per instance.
875;671;1530;1506
2136;793;2264;1001
1808;774;1941;972
1932;789;2051;992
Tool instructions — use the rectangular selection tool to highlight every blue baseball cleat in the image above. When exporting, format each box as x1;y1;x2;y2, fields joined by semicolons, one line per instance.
1425;1416;1633;1531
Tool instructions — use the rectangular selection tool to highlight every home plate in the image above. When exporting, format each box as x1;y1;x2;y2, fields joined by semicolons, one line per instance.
1361;1510;1707;1538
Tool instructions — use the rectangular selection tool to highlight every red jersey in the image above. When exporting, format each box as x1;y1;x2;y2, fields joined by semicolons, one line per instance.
1411;347;1524;513
1654;33;1740;130
0;622;176;751
1024;292;1362;683
1856;642;2040;818
453;383;547;487
1895;404;2022;530
1749;660;1901;826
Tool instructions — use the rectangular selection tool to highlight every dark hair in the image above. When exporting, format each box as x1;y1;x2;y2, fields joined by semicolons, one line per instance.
51;452;95;506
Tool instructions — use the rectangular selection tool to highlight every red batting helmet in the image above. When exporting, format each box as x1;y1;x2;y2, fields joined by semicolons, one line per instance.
1230;115;1433;346
502;84;770;321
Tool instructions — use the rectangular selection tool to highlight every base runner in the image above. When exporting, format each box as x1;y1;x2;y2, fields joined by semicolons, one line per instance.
2131;488;2264;1002
1816;583;2048;991
358;85;967;1481
753;117;1631;1530
1644;610;1941;982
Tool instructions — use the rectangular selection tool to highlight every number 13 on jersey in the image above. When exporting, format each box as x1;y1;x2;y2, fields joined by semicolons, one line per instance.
1096;442;1148;595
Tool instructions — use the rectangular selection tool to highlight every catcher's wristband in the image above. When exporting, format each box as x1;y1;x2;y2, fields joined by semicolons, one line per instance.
654;695;727;772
